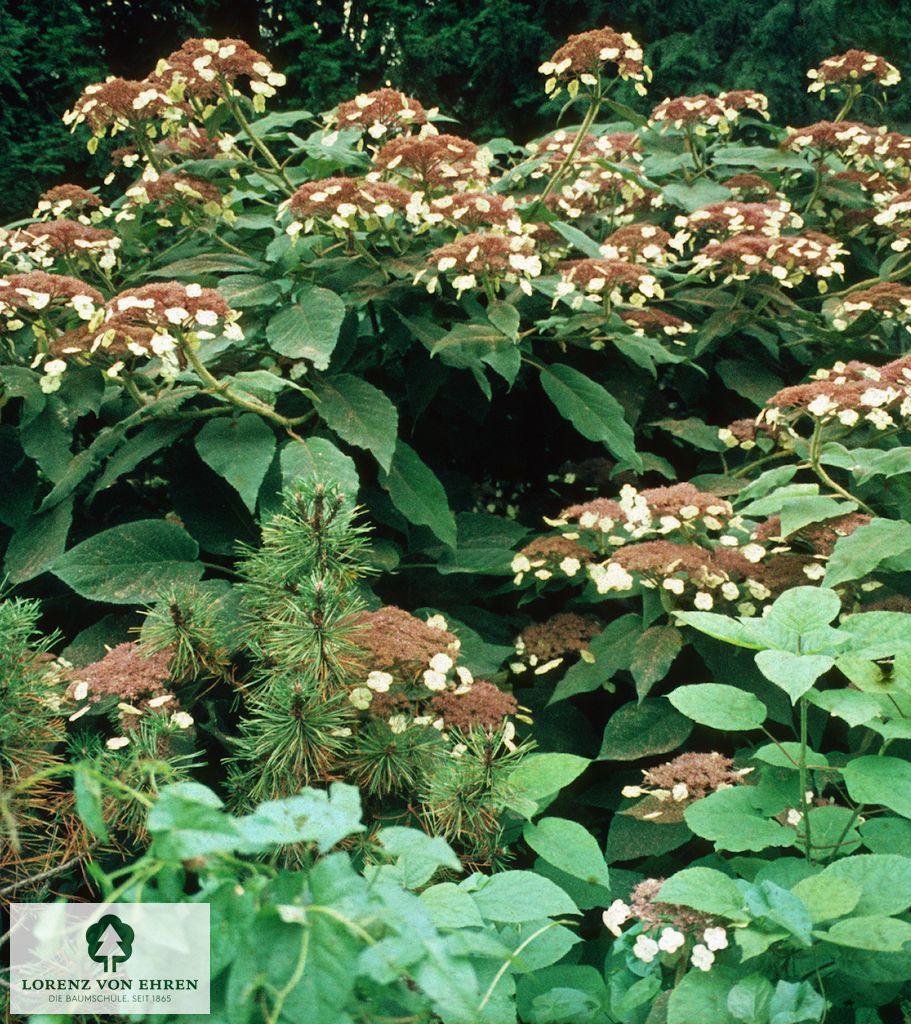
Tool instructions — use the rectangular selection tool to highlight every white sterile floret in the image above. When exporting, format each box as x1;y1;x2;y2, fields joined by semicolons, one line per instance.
703;927;728;951
632;934;660;963
429;652;453;674
690;944;715;971
349;686;373;709
171;711;194;729
658;927;686;953
423;669;448;691
602;899;631;937
366;670;393;692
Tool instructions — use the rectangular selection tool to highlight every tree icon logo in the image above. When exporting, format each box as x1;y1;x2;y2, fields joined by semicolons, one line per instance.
85;914;135;972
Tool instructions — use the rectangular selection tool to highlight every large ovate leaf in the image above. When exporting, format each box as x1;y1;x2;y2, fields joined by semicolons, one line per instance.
598;698;692;761
468;870;578;922
754;650;833;703
843;757;911;819
658;867;745;918
825;519;911;587
685;787;796;853
313;373;398;472
266;287;345;369
523;818;609;888
539;363;640;468
51;519;203;604
380;440;456;547
280;437;359;499
668;683;766;731
195;413;277;513
630;624;682;699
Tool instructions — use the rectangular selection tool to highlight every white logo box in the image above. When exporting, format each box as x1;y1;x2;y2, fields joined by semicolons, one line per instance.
9;902;210;1015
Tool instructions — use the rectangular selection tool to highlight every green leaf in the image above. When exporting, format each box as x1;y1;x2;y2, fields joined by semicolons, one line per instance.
280;437;359;499
668;683;766;731
790;874;860;923
652;416;727;452
469;870;578;923
266;287;345;369
380;440;456;547
630;625;683;699
658;867;745;918
597;698;692;761
813;853;911;915
314;373;398;472
685;787;796;853
825;519;911;587
88;420;190;500
234;783;365;854
675;610;765;649
550;614;640;703
744;880;812;946
716;360;784;407
662;179;733;212
727;975;774;1024
51;520;202;604
218;273;285;307
3;497;72;583
778;496;856;538
507;754;589;816
859;818;911;855
768;980;825;1024
668;967;737;1024
843;757;911;819
754;651;833;703
195;414;277;513
420;882;485;928
73;766;109;843
539;363;639;468
523;818;609;888
148;782;240;860
808;688;882;727
378;826;462;888
820;916;911;952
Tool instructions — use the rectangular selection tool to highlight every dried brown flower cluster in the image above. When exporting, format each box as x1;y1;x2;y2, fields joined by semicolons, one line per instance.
692;231;846;289
642;752;744;800
332;88;428;139
64;77;170;136
675;201;802;241
154;38;285;103
520;612;603;662
125;171;222;209
621;308;693;339
67;643;173;704
808;50;901;95
651;91;768;132
425;192;518;231
371;133;490;191
556;257;663;303
832;282;911;330
722;173;778;198
0;272;102;326
539;26;650;95
352;606;459;679
424;232;542;296
600;224;673;263
765;353;911;430
511;536;593;585
429;682;518;731
286;177;413;234
753;512;870;559
784;121;911;176
34;185;103;220
2;220;120;270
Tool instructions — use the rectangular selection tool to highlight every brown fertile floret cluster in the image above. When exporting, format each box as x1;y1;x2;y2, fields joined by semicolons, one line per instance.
352;606;458;678
643;752;742;800
834;283;911;327
600;224;673;262
808;50;900;91
558;257;662;300
692;231;846;287
678;201;801;239
154;38;284;100
288;177;413;223
0;272;102;312
4;220;118;258
68;643;174;703
428;232;537;274
621;308;692;338
611;540;751;581
753;512;871;556
429;682;518;731
127;172;222;207
35;185;102;218
540;26;649;84
630;878;716;932
372;133;487;190
334;88;428;137
427;192;517;230
162;124;221;158
520;613;603;661
66;78;170;134
722;174;778;198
